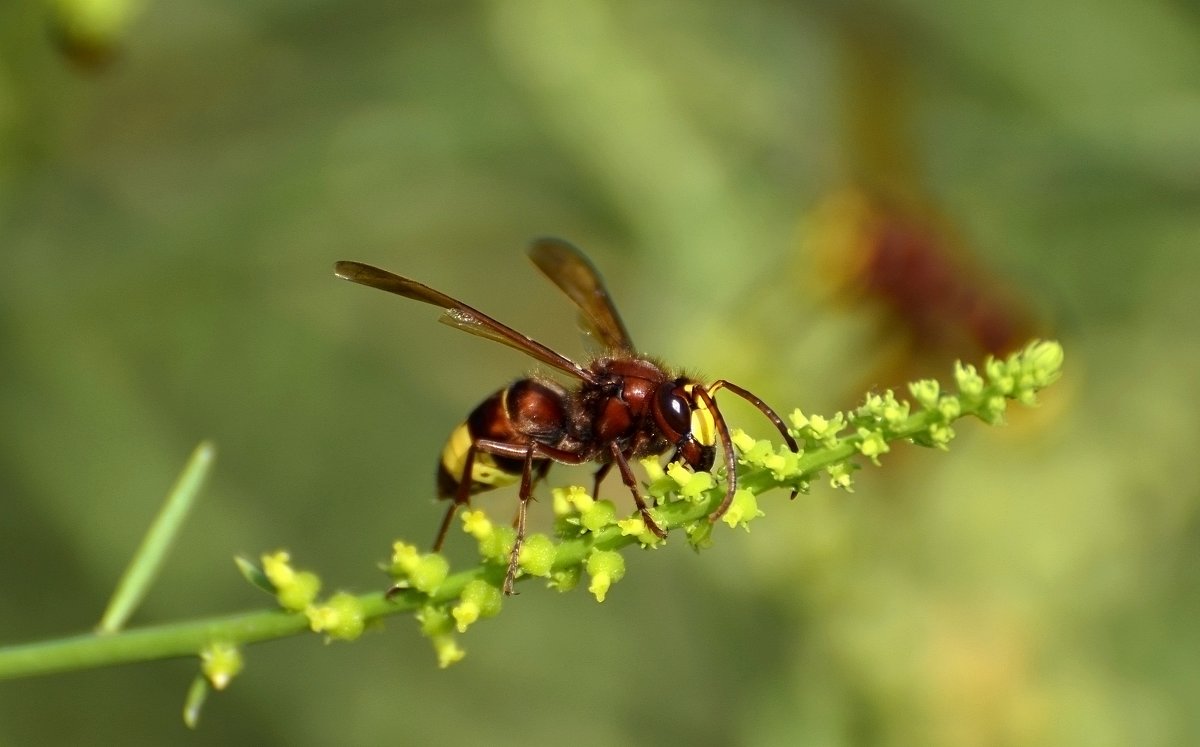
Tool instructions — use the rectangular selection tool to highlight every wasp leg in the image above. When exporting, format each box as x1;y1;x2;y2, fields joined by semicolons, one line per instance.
508;459;552;531
471;439;598;595
591;462;613;500
432;444;478;552
693;386;740;522
498;444;541;595
472;441;549;595
609;442;668;540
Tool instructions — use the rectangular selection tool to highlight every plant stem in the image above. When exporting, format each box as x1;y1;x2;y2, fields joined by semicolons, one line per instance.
99;441;217;634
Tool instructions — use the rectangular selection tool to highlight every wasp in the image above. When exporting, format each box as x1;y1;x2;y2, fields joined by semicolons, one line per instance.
335;239;797;594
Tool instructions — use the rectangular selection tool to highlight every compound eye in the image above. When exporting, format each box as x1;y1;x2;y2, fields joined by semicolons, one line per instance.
656;386;691;439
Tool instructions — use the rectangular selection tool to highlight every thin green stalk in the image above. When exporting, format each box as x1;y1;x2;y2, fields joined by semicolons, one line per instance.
0;487;750;681
98;441;217;634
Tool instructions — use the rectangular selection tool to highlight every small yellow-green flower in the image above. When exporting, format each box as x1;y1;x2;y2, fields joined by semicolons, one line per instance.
410;554;450;594
827;462;855;491
461;509;494;541
552;485;594;516
432;634;465;668
452;579;502;633
909;379;940;410
261;551;320;612
586;550;626;603
936;395;962;421
790;409;846;448
617;515;664;546
199;641;243;691
955;361;985;397
720;489;763;530
416;604;453;637
666;462;715;499
478;526;516;563
307;592;366;641
580;499;617;533
731;428;758;453
685;519;714;550
550;565;581;592
639;457;667;483
389;542;421;577
518;534;556;577
857;428;890;465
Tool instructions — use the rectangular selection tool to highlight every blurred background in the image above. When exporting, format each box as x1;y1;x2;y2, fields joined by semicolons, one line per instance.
2;0;1199;744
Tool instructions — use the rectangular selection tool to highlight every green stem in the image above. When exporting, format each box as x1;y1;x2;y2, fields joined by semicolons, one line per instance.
99;441;217;634
0;471;770;681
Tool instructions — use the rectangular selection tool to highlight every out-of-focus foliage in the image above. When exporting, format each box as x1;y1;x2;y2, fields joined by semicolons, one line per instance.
0;1;1197;745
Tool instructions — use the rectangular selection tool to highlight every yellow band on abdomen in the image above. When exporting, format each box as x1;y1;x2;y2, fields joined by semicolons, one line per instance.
440;423;520;488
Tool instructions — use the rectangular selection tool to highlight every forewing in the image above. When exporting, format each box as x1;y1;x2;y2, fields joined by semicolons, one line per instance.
334;260;596;382
528;237;635;353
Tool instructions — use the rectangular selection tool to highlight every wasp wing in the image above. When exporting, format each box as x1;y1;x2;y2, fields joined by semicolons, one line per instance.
334;260;597;383
528;237;635;354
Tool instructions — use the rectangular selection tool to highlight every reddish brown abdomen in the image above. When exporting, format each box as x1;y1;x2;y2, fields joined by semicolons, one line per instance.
436;380;567;500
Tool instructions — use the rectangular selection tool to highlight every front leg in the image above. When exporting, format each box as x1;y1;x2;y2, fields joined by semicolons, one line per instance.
609;442;668;540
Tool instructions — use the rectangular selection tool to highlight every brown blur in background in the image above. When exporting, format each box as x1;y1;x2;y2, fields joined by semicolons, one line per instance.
2;1;1199;745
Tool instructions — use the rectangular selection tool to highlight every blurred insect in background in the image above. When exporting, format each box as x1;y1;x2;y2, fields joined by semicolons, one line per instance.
810;189;1042;388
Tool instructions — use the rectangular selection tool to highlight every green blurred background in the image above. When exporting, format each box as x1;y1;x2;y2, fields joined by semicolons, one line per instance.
2;1;1199;745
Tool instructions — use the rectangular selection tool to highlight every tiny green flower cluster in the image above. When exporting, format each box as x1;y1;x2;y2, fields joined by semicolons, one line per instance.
409;577;504;669
257;551;367;642
734;339;1066;494
389;483;677;666
460;492;637;601
641;454;767;543
203;550;368;690
387;540;498;667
